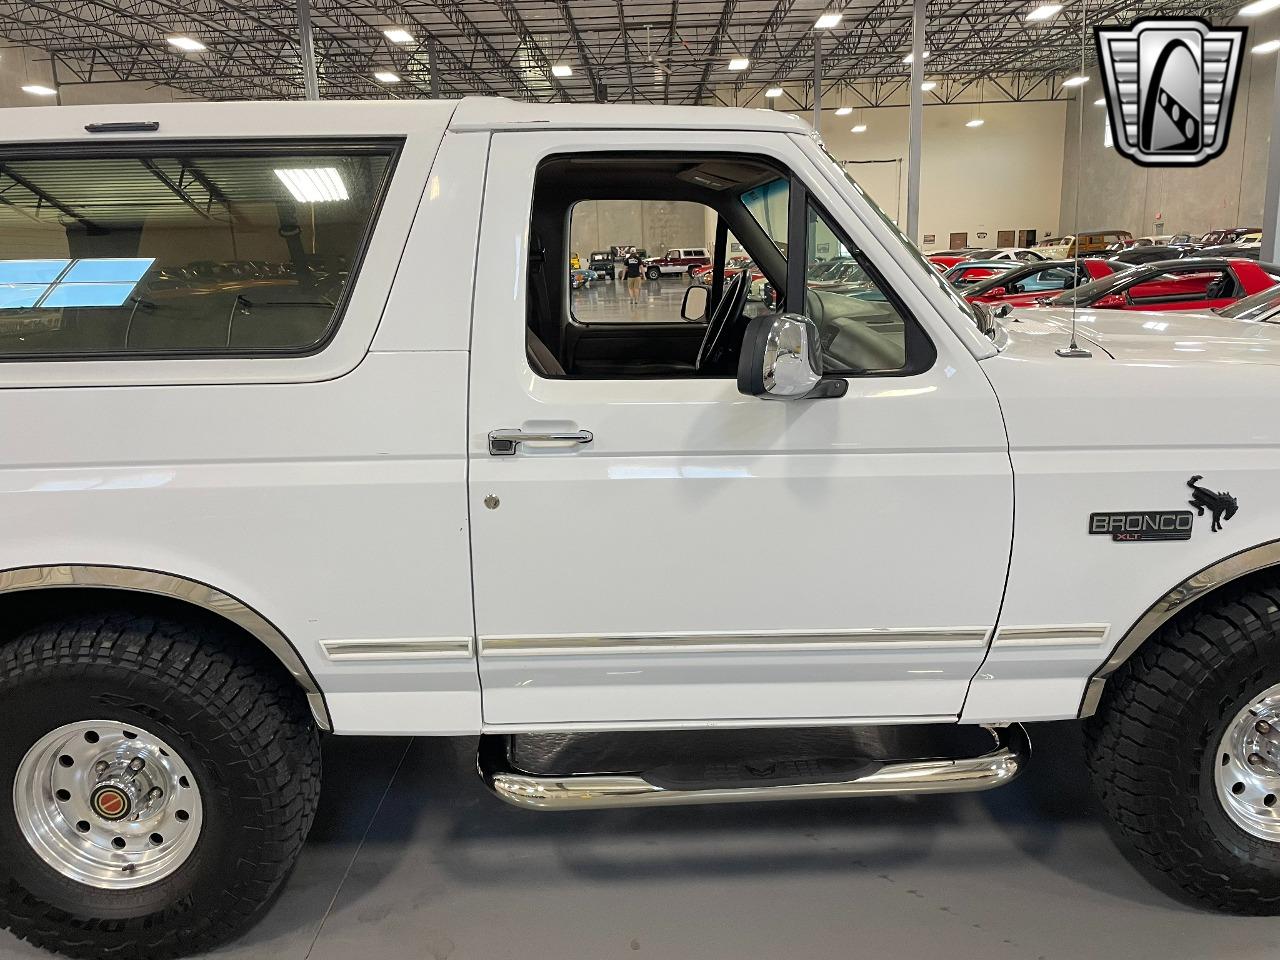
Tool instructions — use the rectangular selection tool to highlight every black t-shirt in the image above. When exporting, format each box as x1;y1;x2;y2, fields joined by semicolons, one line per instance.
624;255;642;278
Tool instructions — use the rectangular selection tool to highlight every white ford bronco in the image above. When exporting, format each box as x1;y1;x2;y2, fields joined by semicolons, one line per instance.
1;97;1279;957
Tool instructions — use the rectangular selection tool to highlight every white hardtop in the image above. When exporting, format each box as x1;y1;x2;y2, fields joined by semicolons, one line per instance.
2;96;811;145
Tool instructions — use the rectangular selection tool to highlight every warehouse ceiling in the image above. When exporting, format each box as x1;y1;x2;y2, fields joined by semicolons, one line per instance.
0;0;1242;103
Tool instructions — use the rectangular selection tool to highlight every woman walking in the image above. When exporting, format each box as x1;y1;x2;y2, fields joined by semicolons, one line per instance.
623;247;643;305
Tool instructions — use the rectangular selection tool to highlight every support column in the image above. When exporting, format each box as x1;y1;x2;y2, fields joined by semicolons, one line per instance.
1263;56;1280;264
906;0;925;241
813;30;823;131
297;0;320;101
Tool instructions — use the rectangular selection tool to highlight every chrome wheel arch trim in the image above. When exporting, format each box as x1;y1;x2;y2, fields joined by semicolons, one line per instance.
0;564;330;731
1080;538;1280;718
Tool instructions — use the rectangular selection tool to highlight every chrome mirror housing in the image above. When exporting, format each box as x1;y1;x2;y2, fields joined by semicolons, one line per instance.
737;312;847;400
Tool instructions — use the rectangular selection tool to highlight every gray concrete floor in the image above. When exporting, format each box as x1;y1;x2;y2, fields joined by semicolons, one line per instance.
3;722;1275;960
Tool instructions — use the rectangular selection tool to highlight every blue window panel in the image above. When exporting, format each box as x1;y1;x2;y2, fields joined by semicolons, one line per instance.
0;285;49;309
0;260;70;284
40;283;140;308
60;258;154;284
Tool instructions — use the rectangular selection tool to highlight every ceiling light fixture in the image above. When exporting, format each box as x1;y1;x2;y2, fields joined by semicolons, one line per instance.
903;50;930;63
921;81;937;91
966;117;986;127
764;86;783;97
728;57;750;70
551;63;573;78
1241;0;1280;16
1253;38;1280;53
814;12;844;28
167;36;206;52
851;123;867;133
382;27;413;44
835;105;853;115
1063;75;1089;86
1025;3;1063;21
21;84;56;96
275;167;350;203
373;70;401;83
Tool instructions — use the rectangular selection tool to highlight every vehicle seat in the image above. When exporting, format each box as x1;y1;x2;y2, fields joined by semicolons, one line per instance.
1204;274;1232;300
526;327;565;377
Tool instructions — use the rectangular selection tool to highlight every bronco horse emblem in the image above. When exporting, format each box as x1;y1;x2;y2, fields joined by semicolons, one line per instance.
1188;475;1238;532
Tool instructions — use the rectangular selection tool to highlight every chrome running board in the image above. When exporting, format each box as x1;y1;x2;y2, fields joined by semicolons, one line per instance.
479;724;1029;811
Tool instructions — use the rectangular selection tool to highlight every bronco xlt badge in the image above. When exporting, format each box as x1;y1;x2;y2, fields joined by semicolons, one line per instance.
1089;510;1194;542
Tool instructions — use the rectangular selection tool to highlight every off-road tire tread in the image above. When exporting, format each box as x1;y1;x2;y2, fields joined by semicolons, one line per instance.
1084;577;1280;914
0;609;321;958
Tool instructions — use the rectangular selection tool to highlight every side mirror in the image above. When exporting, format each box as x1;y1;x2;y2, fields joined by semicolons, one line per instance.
737;313;848;400
681;284;709;322
985;286;1007;298
994;303;1013;318
1093;292;1127;309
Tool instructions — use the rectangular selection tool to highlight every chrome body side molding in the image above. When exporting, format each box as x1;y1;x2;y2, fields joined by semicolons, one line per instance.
480;627;989;657
1079;539;1280;717
0;564;331;731
321;637;474;660
992;625;1108;648
480;725;1028;811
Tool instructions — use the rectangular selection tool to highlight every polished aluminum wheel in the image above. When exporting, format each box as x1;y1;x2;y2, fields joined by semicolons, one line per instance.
13;720;203;889
1216;683;1280;842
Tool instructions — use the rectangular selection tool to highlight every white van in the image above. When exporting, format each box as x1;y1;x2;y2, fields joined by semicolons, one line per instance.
3;98;1280;958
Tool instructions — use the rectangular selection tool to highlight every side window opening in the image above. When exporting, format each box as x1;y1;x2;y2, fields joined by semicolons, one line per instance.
0;143;396;360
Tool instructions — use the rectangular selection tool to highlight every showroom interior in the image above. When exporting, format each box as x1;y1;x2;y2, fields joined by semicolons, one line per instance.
3;1;1280;959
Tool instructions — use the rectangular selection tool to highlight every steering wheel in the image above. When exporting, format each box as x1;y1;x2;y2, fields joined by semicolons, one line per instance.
695;269;751;372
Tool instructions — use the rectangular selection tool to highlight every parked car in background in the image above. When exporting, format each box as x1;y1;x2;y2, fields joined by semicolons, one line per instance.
1043;257;1280;312
944;260;1017;288
693;256;762;290
1215;282;1280;323
1132;235;1173;246
1108;244;1190;266
958;247;1047;263
963;257;1121;307
927;249;980;270
588;250;615;279
569;266;593;289
1036;229;1134;259
1199;242;1263;260
643;247;711;279
1199;227;1261;247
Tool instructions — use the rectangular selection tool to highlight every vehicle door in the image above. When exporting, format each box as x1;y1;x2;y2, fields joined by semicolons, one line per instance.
1124;266;1238;311
466;129;1013;727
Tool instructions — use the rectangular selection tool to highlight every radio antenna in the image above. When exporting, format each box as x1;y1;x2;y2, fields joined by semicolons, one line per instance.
1057;0;1093;359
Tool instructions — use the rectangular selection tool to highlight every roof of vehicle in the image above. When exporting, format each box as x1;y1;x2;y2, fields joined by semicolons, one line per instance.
3;96;814;145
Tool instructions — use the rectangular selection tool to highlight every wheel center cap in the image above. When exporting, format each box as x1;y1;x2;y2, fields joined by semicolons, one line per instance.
89;785;130;821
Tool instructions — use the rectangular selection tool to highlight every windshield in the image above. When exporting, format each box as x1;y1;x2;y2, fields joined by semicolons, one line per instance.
1046;267;1133;306
808;136;982;329
1219;284;1280;322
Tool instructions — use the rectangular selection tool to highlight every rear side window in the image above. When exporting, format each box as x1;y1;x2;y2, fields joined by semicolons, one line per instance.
0;142;396;359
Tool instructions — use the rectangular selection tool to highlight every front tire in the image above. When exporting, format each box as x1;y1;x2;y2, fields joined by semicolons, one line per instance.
1085;578;1280;913
646;267;661;281
0;610;321;958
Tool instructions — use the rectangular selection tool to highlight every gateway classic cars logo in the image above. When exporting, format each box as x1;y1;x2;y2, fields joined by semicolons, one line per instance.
1096;18;1246;167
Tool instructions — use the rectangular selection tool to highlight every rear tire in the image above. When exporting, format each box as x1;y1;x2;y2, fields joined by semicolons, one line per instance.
1084;578;1280;913
0;609;321;958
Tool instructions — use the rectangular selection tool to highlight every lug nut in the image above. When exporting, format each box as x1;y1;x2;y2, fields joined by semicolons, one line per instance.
1249;753;1266;766
127;757;145;772
147;787;163;800
1258;720;1272;735
94;760;109;775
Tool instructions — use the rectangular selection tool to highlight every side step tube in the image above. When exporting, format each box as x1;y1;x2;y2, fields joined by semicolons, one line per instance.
480;724;1029;811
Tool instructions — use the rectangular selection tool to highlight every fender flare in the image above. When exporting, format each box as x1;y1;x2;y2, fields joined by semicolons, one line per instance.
0;564;330;730
1079;538;1280;717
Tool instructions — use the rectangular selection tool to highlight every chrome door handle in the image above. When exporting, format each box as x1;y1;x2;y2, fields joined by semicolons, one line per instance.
488;428;593;456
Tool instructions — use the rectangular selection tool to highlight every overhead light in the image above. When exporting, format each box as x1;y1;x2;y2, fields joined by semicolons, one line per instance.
167;36;206;52
728;57;750;70
902;50;930;63
814;12;844;28
21;84;55;96
765;86;783;98
921;81;937;91
966;118;985;127
373;70;401;83
382;27;413;44
1025;3;1063;21
851;123;867;133
834;105;853;115
275;167;350;203
1254;38;1280;53
1063;75;1089;87
1241;0;1280;15
551;63;573;78
1094;97;1106;105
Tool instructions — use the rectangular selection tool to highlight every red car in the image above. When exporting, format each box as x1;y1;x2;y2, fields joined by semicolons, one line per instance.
692;255;760;287
1043;257;1280;312
927;250;977;271
962;258;1121;308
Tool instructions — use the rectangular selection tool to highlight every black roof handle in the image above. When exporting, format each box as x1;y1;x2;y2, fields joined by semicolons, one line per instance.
84;121;160;134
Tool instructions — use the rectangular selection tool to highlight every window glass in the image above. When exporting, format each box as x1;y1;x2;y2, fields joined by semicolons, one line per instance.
740;178;789;254
1127;270;1229;303
0;146;394;359
804;202;910;373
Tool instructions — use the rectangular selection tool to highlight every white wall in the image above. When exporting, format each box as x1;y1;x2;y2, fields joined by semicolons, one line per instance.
814;100;1068;250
